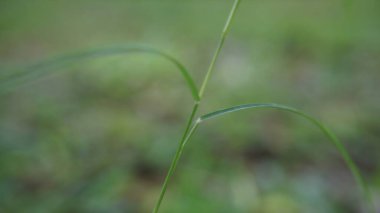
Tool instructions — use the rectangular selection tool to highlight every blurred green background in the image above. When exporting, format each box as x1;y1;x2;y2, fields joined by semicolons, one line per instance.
0;0;379;212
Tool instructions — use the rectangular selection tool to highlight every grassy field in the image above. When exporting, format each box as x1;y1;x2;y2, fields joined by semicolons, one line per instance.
0;0;379;212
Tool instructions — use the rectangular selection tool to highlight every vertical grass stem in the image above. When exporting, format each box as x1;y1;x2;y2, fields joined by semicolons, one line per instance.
199;0;241;98
152;103;199;213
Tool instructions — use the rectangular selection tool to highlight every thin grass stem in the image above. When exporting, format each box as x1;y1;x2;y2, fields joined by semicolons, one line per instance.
198;0;241;98
152;102;199;213
152;1;241;211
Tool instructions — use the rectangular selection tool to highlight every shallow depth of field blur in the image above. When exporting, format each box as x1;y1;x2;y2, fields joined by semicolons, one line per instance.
1;0;379;212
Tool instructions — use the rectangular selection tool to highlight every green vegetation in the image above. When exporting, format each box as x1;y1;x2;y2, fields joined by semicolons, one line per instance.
0;0;379;212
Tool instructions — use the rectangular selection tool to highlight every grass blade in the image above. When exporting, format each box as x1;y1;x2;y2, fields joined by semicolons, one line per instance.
0;45;200;101
200;103;375;213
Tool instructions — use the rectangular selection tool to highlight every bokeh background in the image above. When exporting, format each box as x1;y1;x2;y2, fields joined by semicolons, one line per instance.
0;0;379;212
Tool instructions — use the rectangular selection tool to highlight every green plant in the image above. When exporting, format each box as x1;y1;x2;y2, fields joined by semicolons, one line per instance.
0;0;375;212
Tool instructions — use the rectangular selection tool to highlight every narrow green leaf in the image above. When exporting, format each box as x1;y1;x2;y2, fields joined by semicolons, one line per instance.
200;103;374;213
0;45;200;101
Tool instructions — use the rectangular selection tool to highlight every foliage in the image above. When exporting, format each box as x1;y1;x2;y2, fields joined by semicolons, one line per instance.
1;0;379;212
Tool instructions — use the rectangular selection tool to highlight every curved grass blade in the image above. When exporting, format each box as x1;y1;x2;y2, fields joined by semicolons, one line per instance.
199;103;375;213
0;45;200;101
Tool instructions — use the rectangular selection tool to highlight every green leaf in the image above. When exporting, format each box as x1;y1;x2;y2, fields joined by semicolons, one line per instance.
0;45;200;101
200;103;374;213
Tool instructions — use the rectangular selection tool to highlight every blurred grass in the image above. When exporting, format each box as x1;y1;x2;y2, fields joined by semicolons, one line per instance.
0;0;379;212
